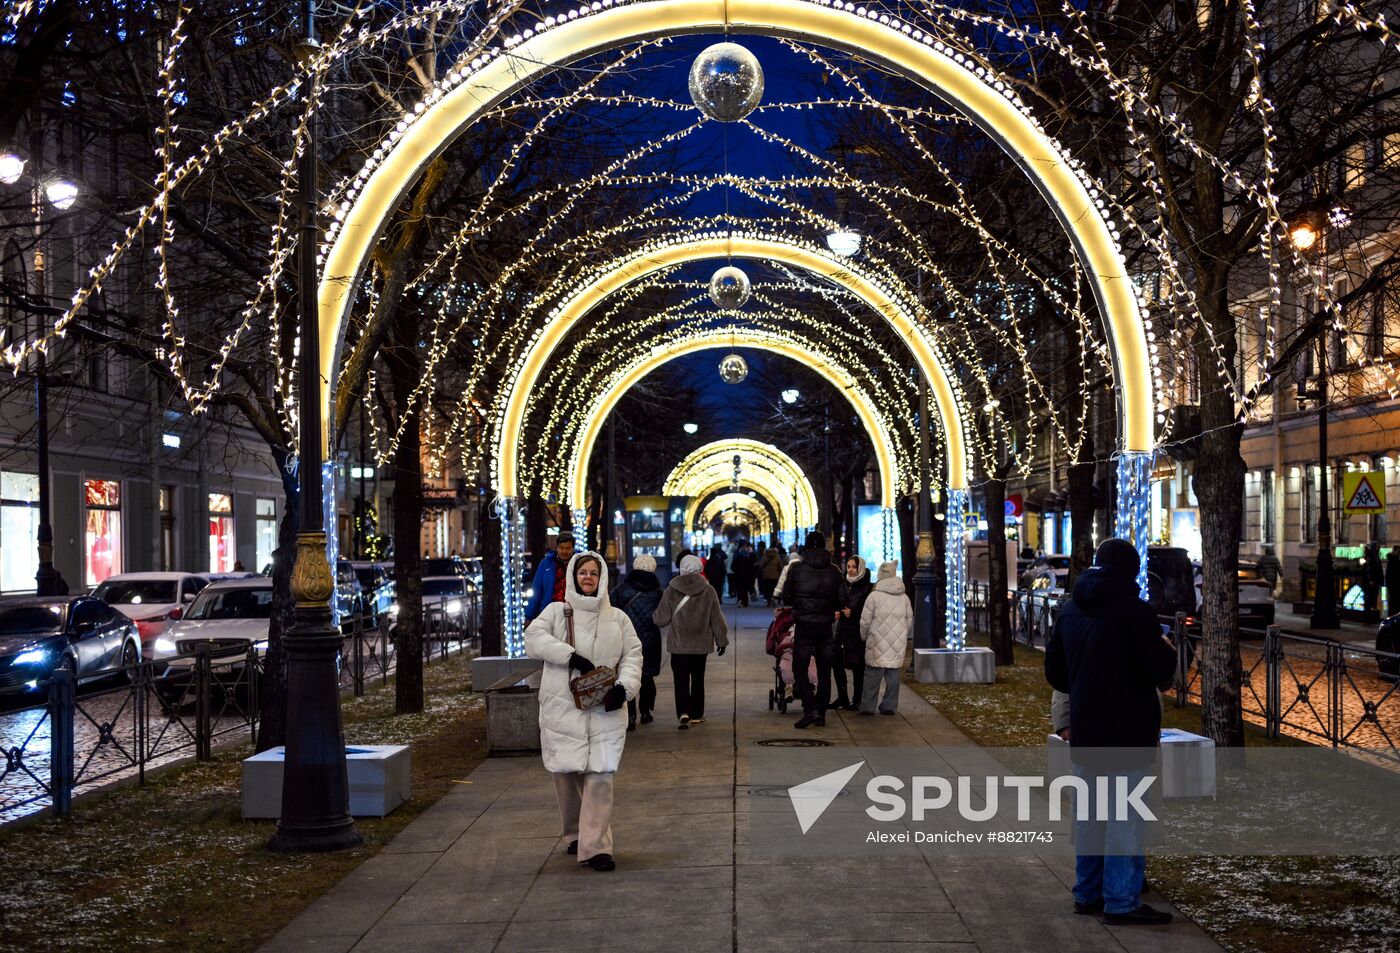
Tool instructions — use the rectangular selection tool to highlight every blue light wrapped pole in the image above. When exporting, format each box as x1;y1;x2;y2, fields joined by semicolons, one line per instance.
1115;451;1154;597
498;496;526;657
945;487;969;651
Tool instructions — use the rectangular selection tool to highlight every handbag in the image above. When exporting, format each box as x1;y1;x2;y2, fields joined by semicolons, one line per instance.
563;605;617;710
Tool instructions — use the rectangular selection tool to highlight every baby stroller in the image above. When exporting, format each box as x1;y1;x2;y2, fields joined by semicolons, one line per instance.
765;608;794;713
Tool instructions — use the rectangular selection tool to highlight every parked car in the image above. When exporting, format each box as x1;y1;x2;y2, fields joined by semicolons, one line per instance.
151;578;272;684
1376;615;1400;683
1147;546;1198;623
420;555;467;578
1214;561;1277;631
335;559;365;631
348;560;395;626
0;597;141;696
91;571;211;655
389;575;480;639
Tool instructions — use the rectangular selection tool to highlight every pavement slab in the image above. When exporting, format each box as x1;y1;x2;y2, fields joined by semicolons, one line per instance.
260;605;1224;953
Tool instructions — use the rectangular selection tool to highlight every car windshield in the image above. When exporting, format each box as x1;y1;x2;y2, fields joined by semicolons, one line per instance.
0;605;65;635
422;579;464;596
421;558;460;577
188;588;274;620
354;568;381;587
92;580;178;604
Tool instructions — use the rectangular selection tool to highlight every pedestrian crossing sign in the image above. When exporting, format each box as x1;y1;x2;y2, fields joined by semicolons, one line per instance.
1342;471;1386;514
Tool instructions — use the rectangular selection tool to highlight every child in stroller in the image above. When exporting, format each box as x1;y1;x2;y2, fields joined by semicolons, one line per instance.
765;607;816;713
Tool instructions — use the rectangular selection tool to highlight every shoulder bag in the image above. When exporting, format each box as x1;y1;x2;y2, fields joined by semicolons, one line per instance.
563;605;617;710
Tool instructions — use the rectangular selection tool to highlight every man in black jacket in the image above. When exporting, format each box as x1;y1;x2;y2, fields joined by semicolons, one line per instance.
783;531;847;728
1045;537;1177;927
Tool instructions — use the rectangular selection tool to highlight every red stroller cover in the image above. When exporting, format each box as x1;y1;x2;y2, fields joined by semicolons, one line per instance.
765;607;793;656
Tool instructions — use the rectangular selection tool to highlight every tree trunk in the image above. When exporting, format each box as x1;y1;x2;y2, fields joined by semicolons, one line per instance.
986;470;1014;666
1193;286;1246;747
387;307;424;716
1067;447;1096;583
256;449;298;752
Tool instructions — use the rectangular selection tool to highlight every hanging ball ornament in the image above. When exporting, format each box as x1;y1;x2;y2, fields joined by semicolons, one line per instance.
688;42;764;123
719;353;749;384
708;266;751;309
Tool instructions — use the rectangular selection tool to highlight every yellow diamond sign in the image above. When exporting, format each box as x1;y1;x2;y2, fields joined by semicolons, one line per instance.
1342;471;1386;515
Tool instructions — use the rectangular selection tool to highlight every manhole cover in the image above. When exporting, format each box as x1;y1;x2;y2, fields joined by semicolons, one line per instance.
748;784;851;800
753;738;832;747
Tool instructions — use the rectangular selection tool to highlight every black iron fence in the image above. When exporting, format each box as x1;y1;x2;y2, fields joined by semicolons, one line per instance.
3;595;480;822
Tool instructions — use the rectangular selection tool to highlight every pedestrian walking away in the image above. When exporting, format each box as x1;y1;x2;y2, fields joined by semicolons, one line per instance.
832;555;871;711
759;542;785;606
610;554;664;729
704;544;729;601
731;541;757;607
654;554;729;729
782;531;847;729
1044;538;1177;926
524;551;644;872
859;560;910;715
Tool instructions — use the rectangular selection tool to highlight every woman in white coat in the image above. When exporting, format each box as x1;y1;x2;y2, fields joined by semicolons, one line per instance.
859;561;912;715
524;551;643;871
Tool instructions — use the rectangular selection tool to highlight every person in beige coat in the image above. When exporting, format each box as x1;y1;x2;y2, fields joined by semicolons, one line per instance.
525;552;643;871
859;561;912;715
653;554;728;728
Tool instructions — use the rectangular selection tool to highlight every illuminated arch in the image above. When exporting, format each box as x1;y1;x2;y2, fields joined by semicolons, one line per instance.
497;234;966;498
682;478;795;532
566;330;899;509
664;439;819;530
700;493;772;535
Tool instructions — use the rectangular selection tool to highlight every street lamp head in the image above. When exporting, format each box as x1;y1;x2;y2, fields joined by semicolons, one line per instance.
45;179;78;210
781;388;800;404
683;421;699;434
1288;221;1318;251
825;229;862;257
0;152;25;186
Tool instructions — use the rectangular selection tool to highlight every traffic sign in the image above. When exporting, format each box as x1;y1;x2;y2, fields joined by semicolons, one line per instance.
1342;471;1386;514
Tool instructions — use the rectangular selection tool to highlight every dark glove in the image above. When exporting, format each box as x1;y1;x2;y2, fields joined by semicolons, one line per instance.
602;684;626;712
716;645;726;656
568;653;595;674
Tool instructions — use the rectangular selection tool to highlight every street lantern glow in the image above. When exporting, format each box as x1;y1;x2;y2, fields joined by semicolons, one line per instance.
683;421;699;434
0;152;25;186
781;388;800;404
1289;222;1318;251
45;179;78;210
825;229;862;257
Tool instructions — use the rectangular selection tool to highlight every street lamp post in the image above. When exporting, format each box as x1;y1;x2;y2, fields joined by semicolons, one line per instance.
268;0;362;853
912;375;938;650
1311;327;1340;629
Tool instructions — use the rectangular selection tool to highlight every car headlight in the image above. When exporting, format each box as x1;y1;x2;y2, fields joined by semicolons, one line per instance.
154;638;177;654
12;648;47;665
445;599;463;615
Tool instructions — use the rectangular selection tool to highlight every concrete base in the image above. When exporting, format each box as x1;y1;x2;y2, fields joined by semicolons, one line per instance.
471;655;541;690
242;745;411;818
914;646;996;683
1047;729;1217;799
485;668;542;756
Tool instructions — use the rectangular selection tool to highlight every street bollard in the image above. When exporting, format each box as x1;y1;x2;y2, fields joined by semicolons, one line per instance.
48;668;75;818
1264;624;1281;739
194;644;212;762
246;644;261;745
353;613;365;697
1173;612;1189;707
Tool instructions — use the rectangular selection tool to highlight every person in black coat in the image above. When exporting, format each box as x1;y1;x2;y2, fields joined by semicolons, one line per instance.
610;555;664;728
704;545;728;601
783;531;848;728
832;555;871;710
1044;537;1177;927
730;543;757;607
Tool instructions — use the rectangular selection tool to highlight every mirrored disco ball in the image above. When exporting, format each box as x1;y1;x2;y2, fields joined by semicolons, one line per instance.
708;266;751;309
688;42;764;123
719;352;749;384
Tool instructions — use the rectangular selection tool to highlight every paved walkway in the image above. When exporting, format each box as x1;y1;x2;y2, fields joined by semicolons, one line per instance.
260;606;1222;953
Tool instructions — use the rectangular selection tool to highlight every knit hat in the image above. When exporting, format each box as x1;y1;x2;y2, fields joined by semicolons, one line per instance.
633;554;657;572
805;531;825;550
877;561;898;581
679;554;703;574
1093;537;1140;579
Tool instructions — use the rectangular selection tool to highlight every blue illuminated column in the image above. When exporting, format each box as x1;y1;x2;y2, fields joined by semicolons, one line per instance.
498;496;526;657
881;507;898;565
1114;451;1154;596
944;488;969;651
322;461;341;626
571;507;587;536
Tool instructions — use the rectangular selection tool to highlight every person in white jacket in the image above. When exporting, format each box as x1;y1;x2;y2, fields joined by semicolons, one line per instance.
524;551;643;871
859;561;912;715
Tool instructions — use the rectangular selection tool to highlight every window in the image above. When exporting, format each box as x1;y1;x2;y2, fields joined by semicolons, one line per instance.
1341;139;1368;192
2;240;24;349
159;486;175;571
1303;465;1317;545
1261;469;1276;544
255;497;277;573
208;493;235;573
84;480;122;587
1383;132;1400;171
1335;466;1349;545
0;470;39;592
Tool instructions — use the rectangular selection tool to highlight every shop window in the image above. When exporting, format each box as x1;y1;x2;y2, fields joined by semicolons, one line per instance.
255;497;277;574
1260;469;1275;544
208;493;235;573
0;471;39;592
159;486;175;571
84;479;123;587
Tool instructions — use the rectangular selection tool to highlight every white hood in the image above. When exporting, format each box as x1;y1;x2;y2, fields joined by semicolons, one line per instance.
563;550;610;615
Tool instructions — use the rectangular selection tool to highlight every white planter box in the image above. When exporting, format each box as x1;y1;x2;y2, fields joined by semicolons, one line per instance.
914;646;996;683
1046;729;1216;799
242;745;411;819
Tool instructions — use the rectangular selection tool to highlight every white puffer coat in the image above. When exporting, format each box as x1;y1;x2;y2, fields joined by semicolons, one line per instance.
860;576;912;669
524;553;643;774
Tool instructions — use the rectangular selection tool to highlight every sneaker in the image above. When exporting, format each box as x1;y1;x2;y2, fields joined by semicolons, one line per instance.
1073;899;1103;915
567;840;578;855
586;853;616;872
678;715;690;730
690;716;706;724
1103;904;1172;926
842;703;861;712
794;714;817;729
